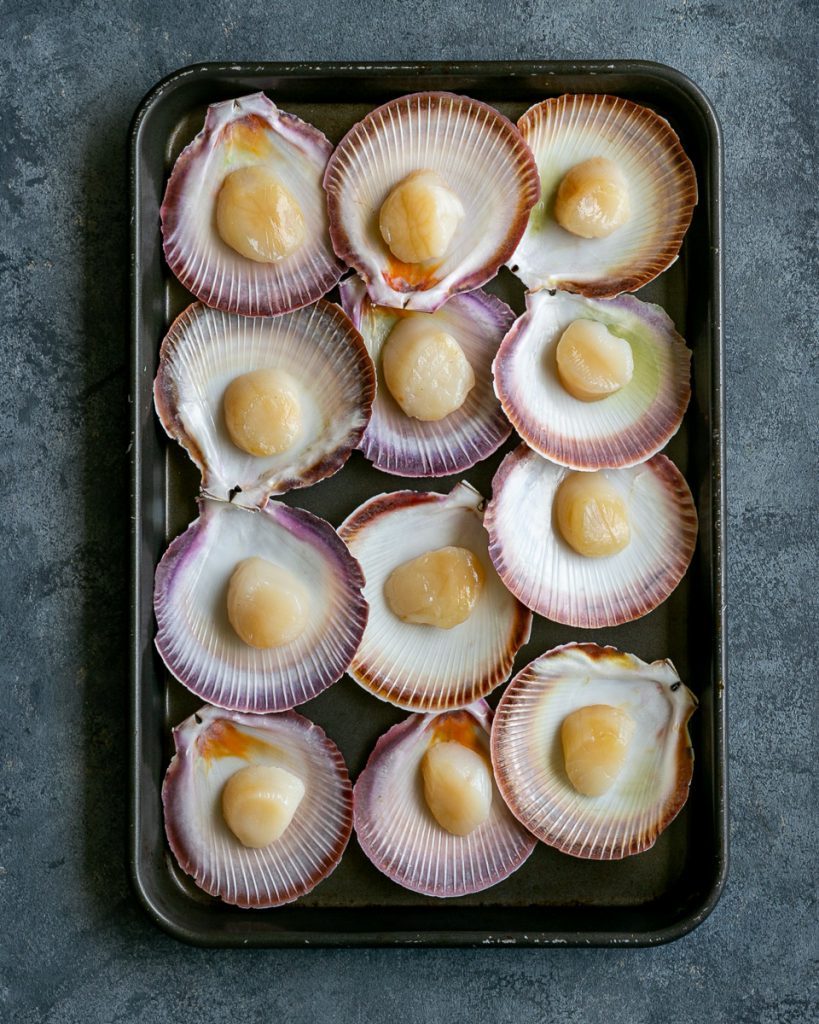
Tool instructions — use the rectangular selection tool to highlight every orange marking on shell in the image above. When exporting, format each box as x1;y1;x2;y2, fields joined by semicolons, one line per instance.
225;116;275;160
427;712;490;764
383;256;440;292
198;720;275;763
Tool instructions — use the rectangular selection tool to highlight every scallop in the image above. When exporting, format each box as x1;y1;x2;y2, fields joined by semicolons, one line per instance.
492;289;691;469
324;92;540;311
485;445;697;628
163;705;352;907
161;92;344;316
339;275;513;476
354;701;536;896
491;643;697;859
153;300;375;508
338;481;532;711
509;94;697;297
154;497;367;712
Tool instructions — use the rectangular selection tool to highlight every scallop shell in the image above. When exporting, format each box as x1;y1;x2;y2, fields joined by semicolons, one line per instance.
324;92;540;311
492;289;691;469
153;300;375;508
339;275;513;476
491;643;697;859
509;94;697;297
161;92;344;316
485;445;697;628
338;481;532;711
354;701;536;896
163;705;353;907
154;497;367;712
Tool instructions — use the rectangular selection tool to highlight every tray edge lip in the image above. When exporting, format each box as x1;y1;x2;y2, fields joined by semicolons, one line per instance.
128;57;728;950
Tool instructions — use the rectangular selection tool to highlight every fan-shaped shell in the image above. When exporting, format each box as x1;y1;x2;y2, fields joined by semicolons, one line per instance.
161;92;344;316
153;300;375;507
324;92;540;311
338;481;532;711
339;275;512;476
354;700;536;895
509;94;697;297
154;497;367;712
485;445;697;628
163;705;353;907
492;289;691;469
491;643;697;859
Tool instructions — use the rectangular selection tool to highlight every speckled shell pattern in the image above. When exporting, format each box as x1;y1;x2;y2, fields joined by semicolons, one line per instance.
485;446;698;628
161;93;345;316
353;701;536;896
492;289;691;470
163;706;353;907
339;275;513;477
153;299;375;507
154;498;368;713
338;481;532;711
509;93;697;297
324;91;540;311
491;643;697;860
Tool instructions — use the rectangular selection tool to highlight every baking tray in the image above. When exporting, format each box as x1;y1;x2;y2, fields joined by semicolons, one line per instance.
130;60;726;947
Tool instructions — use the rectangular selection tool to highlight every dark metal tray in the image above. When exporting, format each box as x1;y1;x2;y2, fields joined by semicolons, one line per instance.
130;60;726;947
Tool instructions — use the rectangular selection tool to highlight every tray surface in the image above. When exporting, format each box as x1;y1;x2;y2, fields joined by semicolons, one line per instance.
131;60;726;947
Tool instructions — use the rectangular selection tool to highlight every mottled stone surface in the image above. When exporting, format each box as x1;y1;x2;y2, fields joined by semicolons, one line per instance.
1;1;816;1020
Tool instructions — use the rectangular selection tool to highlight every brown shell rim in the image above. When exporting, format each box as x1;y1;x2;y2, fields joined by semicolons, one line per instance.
485;445;699;628
152;299;376;504
491;642;697;859
338;487;533;712
324;91;541;300
515;94;698;298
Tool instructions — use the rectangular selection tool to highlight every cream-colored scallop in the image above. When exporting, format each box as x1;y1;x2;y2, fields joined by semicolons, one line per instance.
379;170;465;264
555;472;631;558
226;557;310;648
421;741;492;835
560;704;636;797
555;319;634;401
222;368;303;457
221;763;306;847
384;546;484;629
216;166;306;263
554;157;631;239
382;317;475;421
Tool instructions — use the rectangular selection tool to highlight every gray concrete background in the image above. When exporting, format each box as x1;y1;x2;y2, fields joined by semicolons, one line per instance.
1;0;816;1020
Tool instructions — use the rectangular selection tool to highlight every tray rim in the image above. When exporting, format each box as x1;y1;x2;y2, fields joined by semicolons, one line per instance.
129;58;727;949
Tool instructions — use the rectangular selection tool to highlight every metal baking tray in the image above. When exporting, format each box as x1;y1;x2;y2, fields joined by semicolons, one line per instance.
130;60;726;947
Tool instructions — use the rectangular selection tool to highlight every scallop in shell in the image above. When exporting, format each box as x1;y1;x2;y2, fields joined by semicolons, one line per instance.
485;445;697;628
324;92;540;311
492;289;691;469
154;300;375;508
491;643;697;859
338;481;532;711
354;701;536;896
339;275;512;476
154;497;367;712
509;94;697;297
161;92;344;316
163;705;353;907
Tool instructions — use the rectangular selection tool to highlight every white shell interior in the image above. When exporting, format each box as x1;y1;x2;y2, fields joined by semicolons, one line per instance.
492;645;696;858
341;482;529;710
493;290;690;468
329;93;536;310
486;448;695;627
156;302;371;507
155;499;363;712
166;707;350;907
355;703;535;896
